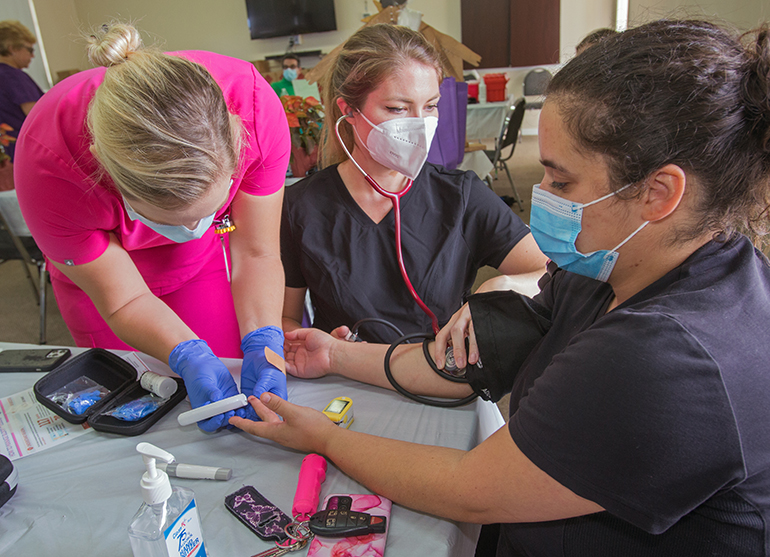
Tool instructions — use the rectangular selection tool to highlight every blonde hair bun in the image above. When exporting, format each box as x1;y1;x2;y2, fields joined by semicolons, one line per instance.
86;22;142;67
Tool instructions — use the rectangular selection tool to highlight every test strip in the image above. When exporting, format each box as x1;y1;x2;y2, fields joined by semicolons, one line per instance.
177;393;248;426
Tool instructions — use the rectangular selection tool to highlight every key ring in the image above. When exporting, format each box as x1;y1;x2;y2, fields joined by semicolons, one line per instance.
284;521;313;542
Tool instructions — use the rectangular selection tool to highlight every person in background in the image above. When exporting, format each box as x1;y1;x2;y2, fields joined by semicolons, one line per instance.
233;19;770;556
575;27;619;55
0;20;43;164
280;24;546;343
271;54;302;97
14;22;291;432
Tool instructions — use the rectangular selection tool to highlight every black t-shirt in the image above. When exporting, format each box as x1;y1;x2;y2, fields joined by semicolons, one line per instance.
281;163;530;342
498;235;770;556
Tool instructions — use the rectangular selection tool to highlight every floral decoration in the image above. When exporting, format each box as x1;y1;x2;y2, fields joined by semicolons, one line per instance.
0;124;16;166
281;95;324;155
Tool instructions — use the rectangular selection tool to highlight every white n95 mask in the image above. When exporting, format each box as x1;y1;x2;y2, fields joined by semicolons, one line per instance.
355;112;438;180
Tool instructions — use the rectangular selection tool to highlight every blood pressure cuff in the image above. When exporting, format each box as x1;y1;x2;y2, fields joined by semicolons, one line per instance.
465;290;552;402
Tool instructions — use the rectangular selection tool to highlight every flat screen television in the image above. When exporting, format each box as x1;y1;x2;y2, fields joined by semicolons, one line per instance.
246;0;337;40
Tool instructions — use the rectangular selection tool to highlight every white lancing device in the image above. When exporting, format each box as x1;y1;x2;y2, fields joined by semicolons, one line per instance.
157;461;232;481
177;393;248;426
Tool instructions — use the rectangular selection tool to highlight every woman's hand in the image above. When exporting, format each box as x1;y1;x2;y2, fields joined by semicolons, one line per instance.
329;325;352;341
169;339;242;432
284;327;338;378
434;303;478;371
229;393;338;455
240;326;288;421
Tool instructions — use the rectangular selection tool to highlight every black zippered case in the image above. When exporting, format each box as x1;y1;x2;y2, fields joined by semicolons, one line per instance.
33;348;186;436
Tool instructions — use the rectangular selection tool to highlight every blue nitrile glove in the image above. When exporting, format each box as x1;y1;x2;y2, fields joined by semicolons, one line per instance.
169;339;241;432
240;326;287;421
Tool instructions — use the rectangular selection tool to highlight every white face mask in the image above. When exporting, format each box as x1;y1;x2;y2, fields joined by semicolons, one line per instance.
354;111;438;180
123;197;216;243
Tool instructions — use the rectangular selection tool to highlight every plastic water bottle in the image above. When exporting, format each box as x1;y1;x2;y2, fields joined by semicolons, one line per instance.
479;78;487;104
128;443;206;557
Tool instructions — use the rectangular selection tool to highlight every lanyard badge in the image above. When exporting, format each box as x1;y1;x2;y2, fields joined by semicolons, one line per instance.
214;214;236;282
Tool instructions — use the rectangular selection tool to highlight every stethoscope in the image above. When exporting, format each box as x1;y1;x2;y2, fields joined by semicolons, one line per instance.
336;114;478;407
335;113;440;336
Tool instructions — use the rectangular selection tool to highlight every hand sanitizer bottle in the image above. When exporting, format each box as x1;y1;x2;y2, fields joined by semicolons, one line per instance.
128;443;207;557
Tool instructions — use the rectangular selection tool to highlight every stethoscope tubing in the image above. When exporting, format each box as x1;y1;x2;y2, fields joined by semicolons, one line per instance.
337;115;476;407
335;114;440;335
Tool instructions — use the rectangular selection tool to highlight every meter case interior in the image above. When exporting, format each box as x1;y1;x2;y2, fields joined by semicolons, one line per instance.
33;348;186;436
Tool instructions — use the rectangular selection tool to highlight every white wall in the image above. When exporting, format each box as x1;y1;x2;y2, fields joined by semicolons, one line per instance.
26;0;770;84
42;0;462;75
629;0;769;29
560;0;617;59
33;0;81;81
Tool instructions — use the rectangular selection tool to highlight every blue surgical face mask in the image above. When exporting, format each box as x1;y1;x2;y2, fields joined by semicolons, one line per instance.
283;68;298;82
123;197;216;243
529;183;649;282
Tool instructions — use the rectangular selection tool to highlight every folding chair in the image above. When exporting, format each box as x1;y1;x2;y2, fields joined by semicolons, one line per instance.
0;190;48;344
523;68;552;110
484;97;526;211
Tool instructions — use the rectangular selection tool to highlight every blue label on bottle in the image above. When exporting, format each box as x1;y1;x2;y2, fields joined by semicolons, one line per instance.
164;498;206;557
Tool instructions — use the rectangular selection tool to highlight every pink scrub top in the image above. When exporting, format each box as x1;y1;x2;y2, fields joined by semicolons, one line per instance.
13;51;290;291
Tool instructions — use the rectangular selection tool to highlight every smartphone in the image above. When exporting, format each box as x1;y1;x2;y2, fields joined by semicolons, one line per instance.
0;348;71;372
307;494;391;557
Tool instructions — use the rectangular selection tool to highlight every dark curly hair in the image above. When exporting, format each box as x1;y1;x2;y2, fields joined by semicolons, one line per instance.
547;19;770;246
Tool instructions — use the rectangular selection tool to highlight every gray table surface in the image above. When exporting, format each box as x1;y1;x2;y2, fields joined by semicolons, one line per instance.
0;342;503;556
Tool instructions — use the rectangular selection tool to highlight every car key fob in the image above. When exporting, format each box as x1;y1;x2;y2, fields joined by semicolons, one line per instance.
308;508;387;538
307;494;391;555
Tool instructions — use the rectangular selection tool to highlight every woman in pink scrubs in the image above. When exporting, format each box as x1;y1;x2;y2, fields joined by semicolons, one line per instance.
14;23;290;431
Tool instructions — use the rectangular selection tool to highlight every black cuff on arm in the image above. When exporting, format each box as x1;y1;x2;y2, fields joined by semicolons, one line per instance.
465;291;551;402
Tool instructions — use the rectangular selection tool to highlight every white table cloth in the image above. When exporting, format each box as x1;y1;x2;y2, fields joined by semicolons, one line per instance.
0;343;504;556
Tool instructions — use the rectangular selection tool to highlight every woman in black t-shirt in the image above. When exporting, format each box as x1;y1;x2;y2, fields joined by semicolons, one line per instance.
280;24;547;343
235;19;770;556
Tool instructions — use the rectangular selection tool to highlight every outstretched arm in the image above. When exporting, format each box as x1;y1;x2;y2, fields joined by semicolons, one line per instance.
284;327;473;399
230;394;603;524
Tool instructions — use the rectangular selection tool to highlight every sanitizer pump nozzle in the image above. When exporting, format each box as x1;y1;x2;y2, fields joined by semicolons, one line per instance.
129;443;206;557
137;442;173;505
